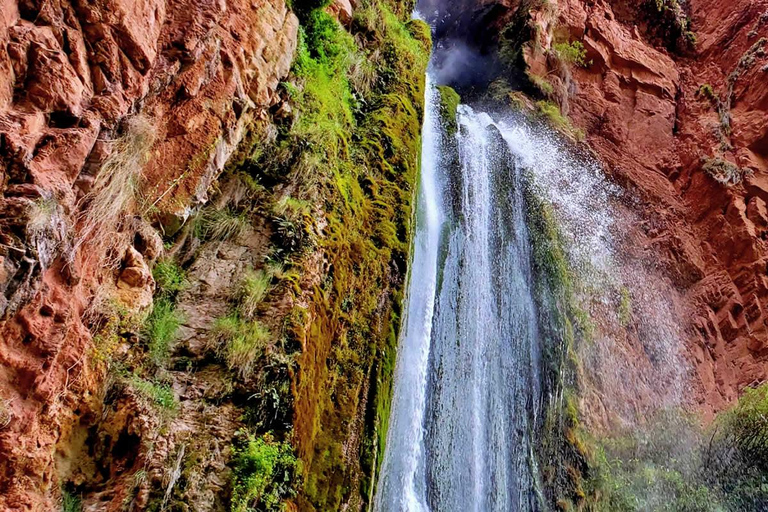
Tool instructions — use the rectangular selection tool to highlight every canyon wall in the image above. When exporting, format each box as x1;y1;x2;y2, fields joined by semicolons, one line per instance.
441;0;768;417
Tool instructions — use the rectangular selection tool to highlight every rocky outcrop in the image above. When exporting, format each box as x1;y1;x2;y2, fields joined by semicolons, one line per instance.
535;0;768;415
439;0;768;418
0;0;297;509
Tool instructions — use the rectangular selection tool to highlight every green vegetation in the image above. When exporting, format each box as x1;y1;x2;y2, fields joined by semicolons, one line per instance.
648;0;696;52
231;432;300;512
437;85;461;137
128;374;177;412
697;83;716;101
210;313;273;379
553;40;588;67
230;1;430;508
61;489;82;512
618;287;633;327
197;208;251;242
142;297;182;367
536;101;583;140
153;260;187;295
236;269;274;319
528;73;555;96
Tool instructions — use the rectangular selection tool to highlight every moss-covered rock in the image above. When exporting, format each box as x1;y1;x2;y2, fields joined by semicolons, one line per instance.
437;85;460;136
230;1;431;510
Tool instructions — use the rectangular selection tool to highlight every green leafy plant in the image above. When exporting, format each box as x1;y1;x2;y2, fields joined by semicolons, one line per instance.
553;40;589;67
231;431;300;512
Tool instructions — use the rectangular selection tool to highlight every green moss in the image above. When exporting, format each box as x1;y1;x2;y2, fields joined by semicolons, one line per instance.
437;85;460;136
273;2;430;509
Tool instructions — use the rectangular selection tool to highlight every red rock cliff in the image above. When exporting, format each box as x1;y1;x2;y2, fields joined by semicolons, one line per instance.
548;0;768;414
0;0;297;508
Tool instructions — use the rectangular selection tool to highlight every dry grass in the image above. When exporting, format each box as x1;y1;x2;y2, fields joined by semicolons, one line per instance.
76;115;156;267
198;208;251;242
0;398;12;429
703;157;753;186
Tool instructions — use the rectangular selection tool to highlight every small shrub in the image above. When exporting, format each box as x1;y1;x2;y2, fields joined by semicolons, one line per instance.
553;40;589;67
210;314;272;378
236;269;273;319
231;432;300;512
696;83;716;101
142;297;182;367
153;260;187;295
702;157;753;186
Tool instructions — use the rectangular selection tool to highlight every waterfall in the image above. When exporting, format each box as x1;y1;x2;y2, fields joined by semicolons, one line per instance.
373;75;444;512
375;80;544;511
375;77;687;511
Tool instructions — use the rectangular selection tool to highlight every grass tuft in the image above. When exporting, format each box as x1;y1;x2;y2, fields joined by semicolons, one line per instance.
153;260;187;295
210;314;272;379
77;115;156;266
236;269;273;319
142;297;182;367
198;208;251;242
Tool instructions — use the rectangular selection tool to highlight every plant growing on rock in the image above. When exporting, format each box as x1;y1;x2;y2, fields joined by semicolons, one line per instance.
142;297;182;367
209;314;273;379
553;40;589;68
702;157;753;186
231;431;300;512
198;208;251;242
236;268;274;319
76;115;156;267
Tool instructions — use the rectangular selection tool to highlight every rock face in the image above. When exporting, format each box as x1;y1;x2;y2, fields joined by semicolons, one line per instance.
463;0;768;416
0;0;297;509
548;0;768;415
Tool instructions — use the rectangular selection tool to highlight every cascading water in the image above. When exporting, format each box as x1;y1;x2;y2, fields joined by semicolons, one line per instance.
376;63;686;512
375;79;547;511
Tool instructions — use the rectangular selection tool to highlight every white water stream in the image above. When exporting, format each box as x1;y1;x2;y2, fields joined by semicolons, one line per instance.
374;72;687;511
